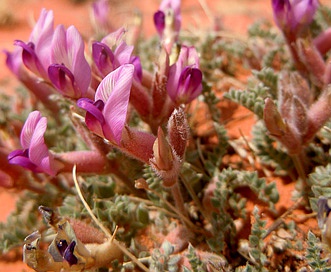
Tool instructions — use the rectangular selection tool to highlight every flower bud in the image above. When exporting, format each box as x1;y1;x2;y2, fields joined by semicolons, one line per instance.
149;127;181;187
264;97;302;154
296;38;326;87
167;45;203;106
314;28;331;55
153;0;181;53
167;107;189;159
305;85;331;142
90;0;111;35
272;0;318;36
153;127;174;171
263;71;331;154
263;98;287;138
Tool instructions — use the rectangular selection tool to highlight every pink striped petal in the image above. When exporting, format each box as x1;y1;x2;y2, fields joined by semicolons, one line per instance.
114;41;134;65
92;42;115;76
28;115;48;163
20;111;44;149
51;25;68;65
31;9;54;70
66;26;91;95
98;64;134;144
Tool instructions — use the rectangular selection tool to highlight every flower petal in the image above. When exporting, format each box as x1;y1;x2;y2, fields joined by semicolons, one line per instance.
100;64;134;144
92;42;115;76
8;152;39;172
114;41;134;65
101;27;126;48
20;111;43;149
92;0;110;30
178;67;202;99
63;241;78;266
14;40;47;77
51;25;91;97
130;55;142;81
66;26;91;96
159;0;181;33
30;9;54;47
4;47;23;77
77;98;105;137
30;9;54;70
51;25;68;65
48;64;77;97
28;116;55;175
154;10;165;36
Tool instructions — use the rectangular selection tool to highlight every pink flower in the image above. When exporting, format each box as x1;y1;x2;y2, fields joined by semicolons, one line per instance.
77;64;134;145
272;0;319;35
48;25;91;98
4;47;23;77
14;9;54;79
92;41;132;77
12;9;91;99
154;0;181;37
8;111;58;176
167;45;202;105
92;28;142;81
91;0;111;33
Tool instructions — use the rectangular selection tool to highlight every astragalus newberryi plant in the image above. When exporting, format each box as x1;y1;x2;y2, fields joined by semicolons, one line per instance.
2;0;331;271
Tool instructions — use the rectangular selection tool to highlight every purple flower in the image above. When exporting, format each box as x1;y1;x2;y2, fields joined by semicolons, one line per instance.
167;45;202;105
272;0;319;34
77;64;134;145
130;55;142;82
92;28;141;80
92;42;115;77
154;0;181;37
91;0;110;33
154;11;166;37
48;25;91;98
14;41;47;79
14;9;54;78
4;47;23;77
8;111;58;176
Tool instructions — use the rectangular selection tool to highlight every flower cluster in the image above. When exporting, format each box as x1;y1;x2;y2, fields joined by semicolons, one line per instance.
11;9;91;99
5;0;202;191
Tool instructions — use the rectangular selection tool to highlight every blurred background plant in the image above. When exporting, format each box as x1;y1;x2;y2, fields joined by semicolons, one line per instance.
1;0;331;271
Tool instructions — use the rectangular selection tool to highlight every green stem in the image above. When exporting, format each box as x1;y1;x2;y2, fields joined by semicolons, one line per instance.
180;173;211;222
291;151;310;199
171;182;188;219
147;186;205;234
291;153;307;183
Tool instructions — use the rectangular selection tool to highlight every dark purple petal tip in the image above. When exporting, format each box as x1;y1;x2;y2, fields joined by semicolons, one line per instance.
48;64;75;89
8;150;39;172
77;98;105;125
154;10;165;36
63;241;78;266
92;42;115;76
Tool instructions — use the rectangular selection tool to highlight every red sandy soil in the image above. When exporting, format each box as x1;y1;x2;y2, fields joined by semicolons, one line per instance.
0;0;322;271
